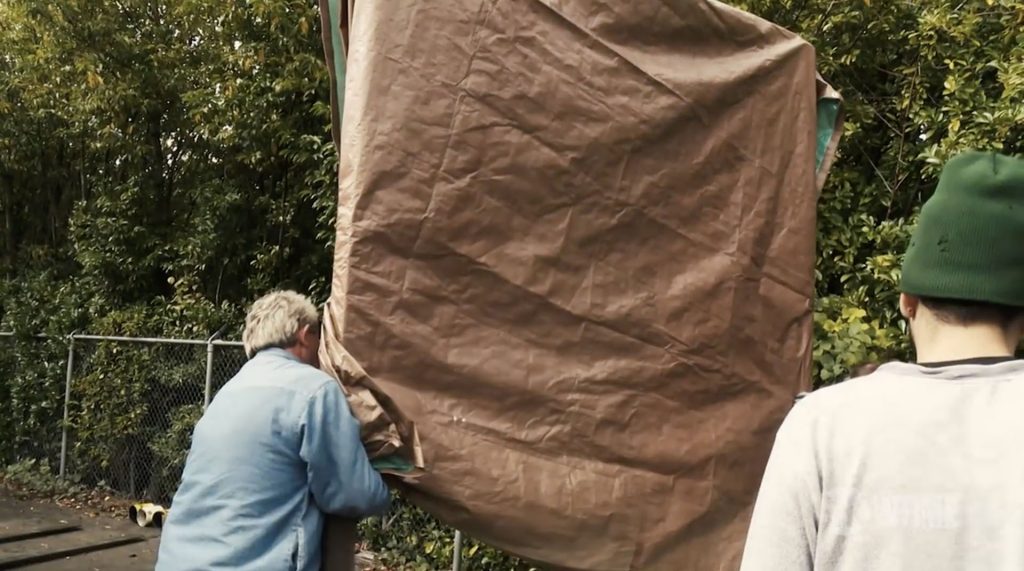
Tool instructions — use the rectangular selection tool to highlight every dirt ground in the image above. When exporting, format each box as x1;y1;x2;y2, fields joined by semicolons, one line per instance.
0;488;159;570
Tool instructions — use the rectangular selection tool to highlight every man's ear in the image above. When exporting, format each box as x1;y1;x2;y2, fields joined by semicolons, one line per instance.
296;323;317;347
899;292;920;321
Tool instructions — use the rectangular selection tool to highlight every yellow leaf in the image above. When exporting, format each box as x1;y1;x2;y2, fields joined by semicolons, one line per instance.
841;307;867;320
85;70;102;88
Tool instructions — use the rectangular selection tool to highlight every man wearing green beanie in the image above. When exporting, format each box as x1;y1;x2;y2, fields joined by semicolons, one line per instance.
741;150;1024;571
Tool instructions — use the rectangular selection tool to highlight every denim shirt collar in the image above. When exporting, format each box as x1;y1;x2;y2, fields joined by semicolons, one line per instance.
253;347;301;363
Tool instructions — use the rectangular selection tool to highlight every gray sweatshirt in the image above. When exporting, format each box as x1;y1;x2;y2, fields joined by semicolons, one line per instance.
740;360;1024;571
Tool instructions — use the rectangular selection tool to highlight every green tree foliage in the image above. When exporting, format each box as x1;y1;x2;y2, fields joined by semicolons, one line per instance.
0;0;337;340
735;0;1024;382
1;0;1022;568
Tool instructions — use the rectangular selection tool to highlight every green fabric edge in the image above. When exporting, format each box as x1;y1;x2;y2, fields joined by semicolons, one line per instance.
371;455;415;473
327;0;346;131
816;97;841;172
327;4;408;475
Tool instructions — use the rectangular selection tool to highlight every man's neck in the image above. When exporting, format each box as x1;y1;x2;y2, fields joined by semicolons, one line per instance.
914;324;1016;364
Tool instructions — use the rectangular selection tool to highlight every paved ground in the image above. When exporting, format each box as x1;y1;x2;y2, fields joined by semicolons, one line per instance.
0;489;159;570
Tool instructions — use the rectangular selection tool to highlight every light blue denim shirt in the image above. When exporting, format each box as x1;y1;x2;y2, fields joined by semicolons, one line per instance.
155;348;390;571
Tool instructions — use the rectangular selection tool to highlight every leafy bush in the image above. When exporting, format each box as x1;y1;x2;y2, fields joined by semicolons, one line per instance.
361;497;536;571
1;458;130;517
67;342;208;502
1;459;84;499
0;336;67;467
150;404;205;498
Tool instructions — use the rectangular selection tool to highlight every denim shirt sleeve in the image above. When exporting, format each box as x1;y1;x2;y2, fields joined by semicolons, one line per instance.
298;381;391;518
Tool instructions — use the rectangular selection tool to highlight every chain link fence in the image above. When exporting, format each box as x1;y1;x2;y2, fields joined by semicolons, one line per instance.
61;336;248;502
0;333;245;503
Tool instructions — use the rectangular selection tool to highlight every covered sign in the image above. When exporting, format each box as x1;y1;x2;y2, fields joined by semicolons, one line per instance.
317;1;841;569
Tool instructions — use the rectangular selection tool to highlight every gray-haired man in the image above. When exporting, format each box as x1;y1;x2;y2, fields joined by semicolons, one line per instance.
156;291;389;571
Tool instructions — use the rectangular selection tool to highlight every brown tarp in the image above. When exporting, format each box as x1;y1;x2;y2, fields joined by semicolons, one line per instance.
318;0;842;569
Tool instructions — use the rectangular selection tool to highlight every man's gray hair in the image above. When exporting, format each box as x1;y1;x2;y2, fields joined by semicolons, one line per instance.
242;290;320;358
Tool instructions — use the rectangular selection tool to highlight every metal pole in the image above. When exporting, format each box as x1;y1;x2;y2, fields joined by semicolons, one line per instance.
59;333;76;479
452;530;463;571
204;326;227;410
204;343;215;410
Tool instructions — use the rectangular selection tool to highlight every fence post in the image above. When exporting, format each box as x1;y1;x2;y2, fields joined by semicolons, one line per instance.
204;328;225;409
452;530;463;571
59;332;76;479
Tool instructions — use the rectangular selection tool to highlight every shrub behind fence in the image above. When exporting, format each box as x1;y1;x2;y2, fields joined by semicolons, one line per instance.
63;338;248;502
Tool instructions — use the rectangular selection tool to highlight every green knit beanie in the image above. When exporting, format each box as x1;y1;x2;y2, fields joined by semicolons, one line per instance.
901;150;1024;307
